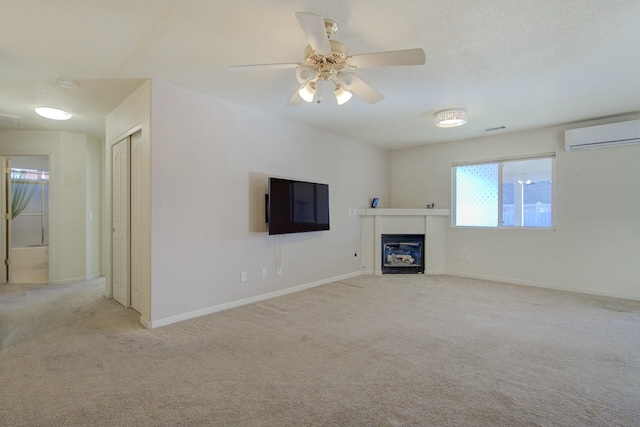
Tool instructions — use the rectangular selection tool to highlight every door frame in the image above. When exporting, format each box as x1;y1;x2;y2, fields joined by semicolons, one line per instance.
0;153;51;284
107;126;146;315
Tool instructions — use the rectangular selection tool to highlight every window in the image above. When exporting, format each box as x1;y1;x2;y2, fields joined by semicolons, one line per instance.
453;156;553;228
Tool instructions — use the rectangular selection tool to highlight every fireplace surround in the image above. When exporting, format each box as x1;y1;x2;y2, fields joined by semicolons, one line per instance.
356;208;449;275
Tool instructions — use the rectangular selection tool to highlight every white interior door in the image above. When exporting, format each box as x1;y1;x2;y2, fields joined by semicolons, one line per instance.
130;130;143;313
112;137;130;307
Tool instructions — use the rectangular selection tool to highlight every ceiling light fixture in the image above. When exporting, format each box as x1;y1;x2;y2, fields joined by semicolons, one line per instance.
334;85;352;105
299;81;317;103
35;107;72;121
434;109;467;128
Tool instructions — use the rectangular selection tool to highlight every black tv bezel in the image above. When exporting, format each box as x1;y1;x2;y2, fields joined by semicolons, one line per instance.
267;177;330;235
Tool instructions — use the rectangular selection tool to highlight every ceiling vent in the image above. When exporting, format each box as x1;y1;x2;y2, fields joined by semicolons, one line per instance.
564;119;640;151
0;114;21;128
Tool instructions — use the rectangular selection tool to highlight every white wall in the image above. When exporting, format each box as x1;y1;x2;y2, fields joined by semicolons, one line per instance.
0;130;100;284
149;80;390;324
391;114;640;299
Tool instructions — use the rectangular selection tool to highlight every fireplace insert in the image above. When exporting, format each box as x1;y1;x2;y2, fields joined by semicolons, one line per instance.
381;234;425;274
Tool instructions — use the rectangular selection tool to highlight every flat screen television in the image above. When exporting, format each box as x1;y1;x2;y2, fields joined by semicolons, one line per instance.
267;177;330;235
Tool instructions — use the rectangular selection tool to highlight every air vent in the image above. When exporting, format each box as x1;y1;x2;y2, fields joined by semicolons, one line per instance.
0;114;21;127
485;126;506;132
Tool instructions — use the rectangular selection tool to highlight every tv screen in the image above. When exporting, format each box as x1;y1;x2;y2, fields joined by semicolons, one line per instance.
267;177;330;235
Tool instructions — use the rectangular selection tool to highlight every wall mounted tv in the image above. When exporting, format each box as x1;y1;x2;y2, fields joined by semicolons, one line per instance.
267;177;330;235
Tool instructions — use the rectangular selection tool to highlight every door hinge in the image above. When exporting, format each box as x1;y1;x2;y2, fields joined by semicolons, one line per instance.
3;166;10;174
4;259;11;266
4;213;11;220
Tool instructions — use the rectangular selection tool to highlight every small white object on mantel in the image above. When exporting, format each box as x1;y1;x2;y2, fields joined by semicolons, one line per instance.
356;208;450;276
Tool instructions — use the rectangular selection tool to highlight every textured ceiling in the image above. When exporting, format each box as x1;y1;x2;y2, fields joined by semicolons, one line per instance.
1;0;639;149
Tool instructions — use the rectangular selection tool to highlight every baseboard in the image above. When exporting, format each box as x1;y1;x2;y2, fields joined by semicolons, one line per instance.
51;276;90;286
445;270;640;301
425;269;446;275
139;316;151;329
146;271;363;329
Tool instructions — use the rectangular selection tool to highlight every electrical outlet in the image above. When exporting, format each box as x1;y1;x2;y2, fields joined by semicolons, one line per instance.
465;253;471;261
241;271;247;282
276;266;282;275
261;268;267;278
457;253;463;261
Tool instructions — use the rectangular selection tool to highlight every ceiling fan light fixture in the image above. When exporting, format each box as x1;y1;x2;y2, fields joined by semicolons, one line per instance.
434;109;467;128
295;65;316;84
334;85;352;105
337;71;357;91
35;107;72;121
299;81;317;103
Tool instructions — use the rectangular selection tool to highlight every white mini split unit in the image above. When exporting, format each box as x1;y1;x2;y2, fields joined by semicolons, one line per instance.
564;119;640;151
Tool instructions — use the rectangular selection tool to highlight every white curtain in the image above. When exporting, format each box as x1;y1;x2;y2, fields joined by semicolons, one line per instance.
11;171;39;218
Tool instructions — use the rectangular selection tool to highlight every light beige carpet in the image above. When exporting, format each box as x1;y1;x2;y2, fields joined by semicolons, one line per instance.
1;275;639;426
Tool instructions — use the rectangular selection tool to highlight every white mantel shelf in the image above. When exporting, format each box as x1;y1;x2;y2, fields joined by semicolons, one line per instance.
357;208;450;216
357;208;449;276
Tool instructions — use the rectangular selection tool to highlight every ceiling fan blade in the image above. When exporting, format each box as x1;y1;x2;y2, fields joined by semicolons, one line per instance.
348;48;426;68
229;63;299;71
286;86;304;106
350;78;384;104
295;12;331;56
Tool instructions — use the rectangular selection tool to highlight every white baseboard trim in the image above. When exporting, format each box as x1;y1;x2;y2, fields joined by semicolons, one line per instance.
139;317;151;329
51;276;92;286
146;271;363;329
425;269;446;275
445;270;640;301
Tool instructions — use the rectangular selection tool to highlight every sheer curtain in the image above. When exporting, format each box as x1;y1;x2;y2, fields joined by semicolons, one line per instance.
11;171;39;218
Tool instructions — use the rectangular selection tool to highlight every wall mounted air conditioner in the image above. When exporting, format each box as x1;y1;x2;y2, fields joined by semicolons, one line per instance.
564;119;640;151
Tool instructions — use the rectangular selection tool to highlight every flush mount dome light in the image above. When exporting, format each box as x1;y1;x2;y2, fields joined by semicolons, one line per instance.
434;109;467;128
35;107;72;121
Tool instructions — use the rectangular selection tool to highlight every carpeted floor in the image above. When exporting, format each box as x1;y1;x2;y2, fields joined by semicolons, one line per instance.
1;275;639;426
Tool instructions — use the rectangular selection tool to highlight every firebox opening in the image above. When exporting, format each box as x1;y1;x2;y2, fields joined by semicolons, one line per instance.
381;234;425;274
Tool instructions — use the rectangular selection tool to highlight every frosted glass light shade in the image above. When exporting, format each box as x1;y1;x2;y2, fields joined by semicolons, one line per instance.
298;82;316;103
334;85;352;105
35;107;72;120
435;109;467;128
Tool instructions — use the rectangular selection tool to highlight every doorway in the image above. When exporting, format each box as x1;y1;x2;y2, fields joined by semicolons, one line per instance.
111;131;143;313
2;155;50;284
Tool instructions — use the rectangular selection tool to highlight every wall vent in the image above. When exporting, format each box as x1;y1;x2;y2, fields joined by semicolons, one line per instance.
0;114;21;128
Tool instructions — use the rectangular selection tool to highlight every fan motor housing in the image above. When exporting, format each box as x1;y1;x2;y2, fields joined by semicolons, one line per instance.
304;40;348;66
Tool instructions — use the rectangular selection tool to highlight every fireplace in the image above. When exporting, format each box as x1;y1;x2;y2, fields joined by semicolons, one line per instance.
381;234;425;274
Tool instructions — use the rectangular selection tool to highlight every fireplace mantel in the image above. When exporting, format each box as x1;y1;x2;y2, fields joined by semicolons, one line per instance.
357;208;450;275
357;208;450;217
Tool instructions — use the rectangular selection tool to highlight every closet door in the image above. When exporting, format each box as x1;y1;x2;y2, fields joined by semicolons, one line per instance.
112;137;130;307
130;131;143;313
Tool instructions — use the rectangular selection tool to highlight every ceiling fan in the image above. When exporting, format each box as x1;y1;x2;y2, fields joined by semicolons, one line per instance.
229;12;426;106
